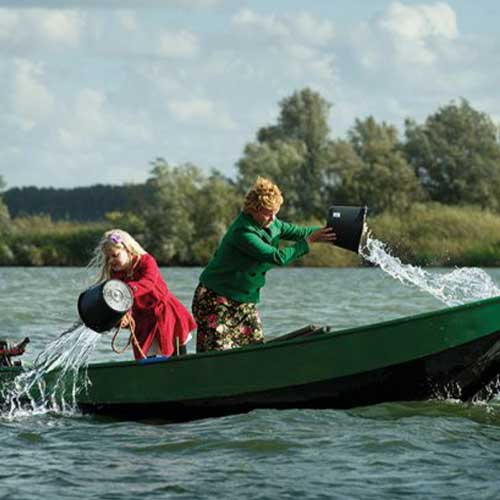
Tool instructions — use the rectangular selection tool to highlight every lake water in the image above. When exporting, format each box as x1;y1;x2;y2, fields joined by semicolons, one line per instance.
2;265;500;499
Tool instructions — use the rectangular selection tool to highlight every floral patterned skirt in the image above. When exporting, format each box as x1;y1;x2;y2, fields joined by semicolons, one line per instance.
192;284;264;352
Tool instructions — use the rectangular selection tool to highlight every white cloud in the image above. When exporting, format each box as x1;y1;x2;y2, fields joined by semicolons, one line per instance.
73;89;108;135
349;1;461;77
158;29;200;58
56;88;154;151
373;1;458;66
0;0;224;7
379;2;457;41
331;2;499;137
167;97;235;130
0;8;85;49
13;58;54;129
232;8;335;47
0;8;17;40
145;64;183;95
231;8;336;82
230;8;337;100
233;8;288;39
38;9;85;46
116;10;137;32
293;11;336;47
1;2;499;189
168;97;212;121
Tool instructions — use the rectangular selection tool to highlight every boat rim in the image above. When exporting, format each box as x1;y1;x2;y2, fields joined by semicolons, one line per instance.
83;295;500;371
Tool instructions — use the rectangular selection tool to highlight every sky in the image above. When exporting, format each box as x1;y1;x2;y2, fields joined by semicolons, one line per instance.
1;0;499;189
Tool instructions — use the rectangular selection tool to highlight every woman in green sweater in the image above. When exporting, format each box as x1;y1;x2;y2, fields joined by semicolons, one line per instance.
192;177;336;352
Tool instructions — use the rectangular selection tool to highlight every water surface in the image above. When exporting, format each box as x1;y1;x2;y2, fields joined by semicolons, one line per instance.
1;266;500;499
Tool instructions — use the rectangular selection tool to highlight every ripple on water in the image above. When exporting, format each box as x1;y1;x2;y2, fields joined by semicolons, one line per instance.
2;267;500;499
16;431;44;444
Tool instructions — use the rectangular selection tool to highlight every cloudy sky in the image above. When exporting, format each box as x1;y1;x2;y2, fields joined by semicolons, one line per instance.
1;0;499;188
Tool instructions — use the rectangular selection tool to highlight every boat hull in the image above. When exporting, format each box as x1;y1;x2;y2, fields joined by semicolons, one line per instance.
79;329;500;421
77;296;500;421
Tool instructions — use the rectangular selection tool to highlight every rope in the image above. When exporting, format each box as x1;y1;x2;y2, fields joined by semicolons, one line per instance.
111;312;147;359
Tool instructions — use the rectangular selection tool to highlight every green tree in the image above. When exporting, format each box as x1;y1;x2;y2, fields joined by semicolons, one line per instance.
238;88;332;219
3;183;147;221
404;99;500;210
0;176;12;263
237;140;307;220
0;175;10;232
143;159;203;264
190;172;242;263
105;210;146;235
321;139;365;207
142;160;242;265
332;117;424;213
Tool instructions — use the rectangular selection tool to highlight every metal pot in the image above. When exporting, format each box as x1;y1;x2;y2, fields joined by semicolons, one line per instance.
77;279;134;333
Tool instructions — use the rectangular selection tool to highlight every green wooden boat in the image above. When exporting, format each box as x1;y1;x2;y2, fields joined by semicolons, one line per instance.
2;296;500;421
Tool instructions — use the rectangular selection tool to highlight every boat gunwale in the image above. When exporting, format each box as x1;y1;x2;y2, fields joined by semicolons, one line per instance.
84;295;500;371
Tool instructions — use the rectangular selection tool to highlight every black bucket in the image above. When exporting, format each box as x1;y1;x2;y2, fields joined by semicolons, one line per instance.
77;279;134;333
326;205;368;254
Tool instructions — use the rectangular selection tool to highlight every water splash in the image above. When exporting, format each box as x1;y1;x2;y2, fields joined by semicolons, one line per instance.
1;323;100;419
360;235;500;306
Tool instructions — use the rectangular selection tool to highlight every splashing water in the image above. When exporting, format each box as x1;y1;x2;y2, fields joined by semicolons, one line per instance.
360;235;500;306
1;322;100;419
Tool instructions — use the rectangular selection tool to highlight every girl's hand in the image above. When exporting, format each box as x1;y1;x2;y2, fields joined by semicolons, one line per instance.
307;227;337;245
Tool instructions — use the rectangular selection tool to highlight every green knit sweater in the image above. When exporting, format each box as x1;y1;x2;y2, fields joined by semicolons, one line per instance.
199;212;319;303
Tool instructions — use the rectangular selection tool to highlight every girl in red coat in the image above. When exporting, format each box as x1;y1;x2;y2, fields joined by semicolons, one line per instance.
90;229;196;360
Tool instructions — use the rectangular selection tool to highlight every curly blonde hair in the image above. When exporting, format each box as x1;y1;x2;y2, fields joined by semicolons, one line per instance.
243;177;283;213
88;229;147;284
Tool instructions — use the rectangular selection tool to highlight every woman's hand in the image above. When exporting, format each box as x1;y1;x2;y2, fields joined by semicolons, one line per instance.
307;227;337;245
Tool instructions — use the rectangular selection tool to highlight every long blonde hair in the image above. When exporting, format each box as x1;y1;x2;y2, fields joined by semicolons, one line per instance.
88;229;147;284
243;177;284;213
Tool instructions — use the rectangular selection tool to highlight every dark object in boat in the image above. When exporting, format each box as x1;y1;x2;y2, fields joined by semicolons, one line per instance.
326;205;367;253
78;279;133;333
0;337;30;367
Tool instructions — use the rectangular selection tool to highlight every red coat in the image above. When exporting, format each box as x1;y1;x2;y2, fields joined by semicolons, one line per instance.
112;253;196;360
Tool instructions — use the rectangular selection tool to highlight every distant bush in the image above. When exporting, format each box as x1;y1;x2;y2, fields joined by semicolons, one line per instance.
369;203;500;266
0;216;109;266
2;204;500;267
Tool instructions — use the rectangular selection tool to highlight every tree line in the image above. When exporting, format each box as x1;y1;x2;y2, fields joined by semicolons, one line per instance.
1;88;500;266
3;184;150;221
